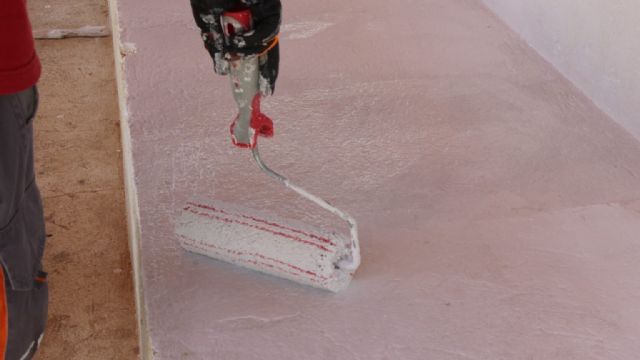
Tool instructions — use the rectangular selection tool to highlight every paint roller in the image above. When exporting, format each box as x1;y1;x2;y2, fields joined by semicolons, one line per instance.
176;8;361;292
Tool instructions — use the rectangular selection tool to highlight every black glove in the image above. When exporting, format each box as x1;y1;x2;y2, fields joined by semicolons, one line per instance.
224;0;280;55
191;1;228;74
191;0;281;93
202;26;229;75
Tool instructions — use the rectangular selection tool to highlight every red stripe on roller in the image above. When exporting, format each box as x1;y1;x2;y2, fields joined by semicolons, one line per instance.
186;207;333;253
180;234;324;278
179;234;325;282
187;202;337;247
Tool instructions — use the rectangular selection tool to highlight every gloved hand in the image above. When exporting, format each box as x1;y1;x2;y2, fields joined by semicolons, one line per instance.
201;27;229;75
190;0;281;94
224;0;280;95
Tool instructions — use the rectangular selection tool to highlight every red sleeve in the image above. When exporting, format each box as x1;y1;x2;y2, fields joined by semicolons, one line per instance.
0;0;41;95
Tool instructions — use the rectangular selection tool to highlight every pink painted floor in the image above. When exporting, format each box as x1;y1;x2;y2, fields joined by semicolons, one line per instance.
117;0;640;358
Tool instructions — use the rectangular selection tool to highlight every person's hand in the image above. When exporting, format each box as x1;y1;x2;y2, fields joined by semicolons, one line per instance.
224;0;281;56
199;10;230;75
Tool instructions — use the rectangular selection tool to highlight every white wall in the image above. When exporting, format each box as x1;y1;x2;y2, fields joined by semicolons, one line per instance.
481;0;640;141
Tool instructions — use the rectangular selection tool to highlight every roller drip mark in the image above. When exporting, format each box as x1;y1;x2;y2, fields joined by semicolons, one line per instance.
185;207;333;253
178;234;326;282
187;202;337;247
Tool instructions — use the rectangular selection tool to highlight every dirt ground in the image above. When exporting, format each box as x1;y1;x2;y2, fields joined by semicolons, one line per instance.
28;0;139;358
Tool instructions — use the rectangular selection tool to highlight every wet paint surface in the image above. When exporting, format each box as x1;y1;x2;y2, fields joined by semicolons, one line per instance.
116;0;640;358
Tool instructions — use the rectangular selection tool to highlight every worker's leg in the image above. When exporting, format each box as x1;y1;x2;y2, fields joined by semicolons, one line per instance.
0;87;48;360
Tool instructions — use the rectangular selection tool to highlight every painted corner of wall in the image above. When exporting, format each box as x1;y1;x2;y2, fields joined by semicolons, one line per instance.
106;0;151;359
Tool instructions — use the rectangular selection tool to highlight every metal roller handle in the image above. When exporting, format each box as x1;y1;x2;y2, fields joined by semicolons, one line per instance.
251;146;361;271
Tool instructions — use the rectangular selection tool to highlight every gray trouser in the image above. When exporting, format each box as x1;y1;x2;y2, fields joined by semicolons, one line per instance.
0;86;48;360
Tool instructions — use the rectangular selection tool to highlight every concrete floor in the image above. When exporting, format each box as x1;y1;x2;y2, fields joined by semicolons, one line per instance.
116;0;640;359
29;0;138;358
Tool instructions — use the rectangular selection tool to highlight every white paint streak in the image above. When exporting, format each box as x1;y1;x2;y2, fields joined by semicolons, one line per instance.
281;21;334;40
217;313;300;325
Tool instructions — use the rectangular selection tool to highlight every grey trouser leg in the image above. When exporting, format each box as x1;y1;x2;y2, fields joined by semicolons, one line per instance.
0;86;48;360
